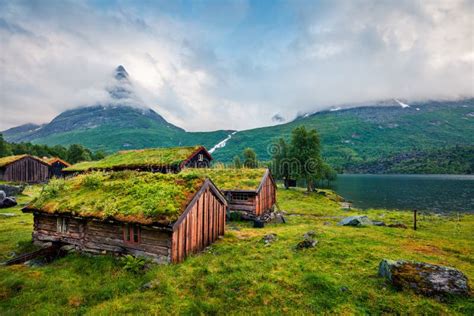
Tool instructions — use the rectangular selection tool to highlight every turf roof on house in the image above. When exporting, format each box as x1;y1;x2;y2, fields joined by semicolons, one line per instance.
64;146;205;172
27;171;207;225
0;154;47;168
182;168;268;191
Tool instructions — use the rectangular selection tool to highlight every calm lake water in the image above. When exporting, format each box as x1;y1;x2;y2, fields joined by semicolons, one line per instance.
330;174;474;213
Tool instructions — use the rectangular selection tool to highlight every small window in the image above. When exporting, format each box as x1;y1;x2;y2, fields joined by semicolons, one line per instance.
198;154;204;161
232;193;249;201
123;224;141;244
57;217;68;233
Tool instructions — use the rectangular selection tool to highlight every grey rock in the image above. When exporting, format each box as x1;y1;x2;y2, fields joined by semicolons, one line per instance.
0;213;18;217
0;197;17;209
296;238;318;250
372;221;386;226
262;233;277;245
60;245;76;252
340;202;352;210
0;190;5;200
141;279;160;291
338;215;373;227
303;230;316;239
379;259;471;297
0;184;24;197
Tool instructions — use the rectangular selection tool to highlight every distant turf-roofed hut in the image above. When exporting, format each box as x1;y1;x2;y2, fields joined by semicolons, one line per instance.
183;168;277;217
23;171;226;263
45;157;71;178
0;155;50;183
63;146;212;174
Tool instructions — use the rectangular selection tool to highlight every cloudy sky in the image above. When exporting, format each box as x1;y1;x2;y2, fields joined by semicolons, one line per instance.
0;0;473;131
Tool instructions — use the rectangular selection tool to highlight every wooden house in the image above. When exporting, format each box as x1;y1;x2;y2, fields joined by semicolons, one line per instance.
183;168;277;217
64;146;212;174
22;171;227;263
0;155;50;183
44;157;71;178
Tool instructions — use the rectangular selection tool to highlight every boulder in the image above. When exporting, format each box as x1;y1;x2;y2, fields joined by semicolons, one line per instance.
0;197;17;209
262;233;277;245
0;184;24;197
378;259;470;297
296;239;318;250
0;190;5;200
338;215;373;227
296;231;318;250
372;221;386;226
303;230;316;239
253;219;265;228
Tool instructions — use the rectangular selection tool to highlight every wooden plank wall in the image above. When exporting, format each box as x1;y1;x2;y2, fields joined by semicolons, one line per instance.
255;175;276;216
171;187;226;263
3;157;50;183
32;214;173;262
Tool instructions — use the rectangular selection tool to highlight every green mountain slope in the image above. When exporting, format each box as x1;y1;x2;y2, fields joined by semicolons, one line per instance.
211;99;474;172
3;105;230;152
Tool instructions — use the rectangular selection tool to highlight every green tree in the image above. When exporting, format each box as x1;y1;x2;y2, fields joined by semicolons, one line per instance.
233;155;242;168
92;150;106;160
243;147;258;168
67;144;92;164
271;138;292;188
0;134;12;157
289;126;322;192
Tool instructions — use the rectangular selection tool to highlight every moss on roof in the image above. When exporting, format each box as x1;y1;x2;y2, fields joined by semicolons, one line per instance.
27;171;206;225
64;146;204;172
0;155;45;167
182;168;268;191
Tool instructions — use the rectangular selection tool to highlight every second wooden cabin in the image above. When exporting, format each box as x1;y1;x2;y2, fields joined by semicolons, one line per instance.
23;171;227;263
64;146;212;174
183;168;277;218
44;157;71;178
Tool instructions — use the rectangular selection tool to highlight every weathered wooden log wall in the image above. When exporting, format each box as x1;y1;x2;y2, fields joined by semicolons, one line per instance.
171;187;226;263
2;157;50;183
32;213;173;263
227;192;256;213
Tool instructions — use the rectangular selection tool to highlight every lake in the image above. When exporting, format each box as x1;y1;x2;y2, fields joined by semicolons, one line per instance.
330;174;474;213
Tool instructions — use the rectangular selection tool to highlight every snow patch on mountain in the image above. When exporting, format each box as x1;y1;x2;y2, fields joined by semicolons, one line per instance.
209;131;237;154
394;99;410;108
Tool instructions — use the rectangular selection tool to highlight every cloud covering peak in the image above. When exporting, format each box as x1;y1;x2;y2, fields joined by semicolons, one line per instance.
0;0;473;131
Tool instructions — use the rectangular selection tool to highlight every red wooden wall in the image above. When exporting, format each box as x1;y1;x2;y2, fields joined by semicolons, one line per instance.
255;173;277;216
171;185;226;263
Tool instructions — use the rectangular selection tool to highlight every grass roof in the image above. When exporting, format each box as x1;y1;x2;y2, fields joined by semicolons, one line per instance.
27;171;206;225
182;168;268;191
0;155;40;168
64;146;204;172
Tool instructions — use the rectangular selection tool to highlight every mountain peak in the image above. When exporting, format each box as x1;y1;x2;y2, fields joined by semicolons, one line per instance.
114;65;129;81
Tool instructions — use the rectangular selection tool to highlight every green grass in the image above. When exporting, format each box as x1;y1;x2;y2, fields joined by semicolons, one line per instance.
182;168;268;191
1;187;473;314
29;171;206;224
65;146;203;172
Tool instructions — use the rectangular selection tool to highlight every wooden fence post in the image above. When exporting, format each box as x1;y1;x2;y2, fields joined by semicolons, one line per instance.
413;209;417;231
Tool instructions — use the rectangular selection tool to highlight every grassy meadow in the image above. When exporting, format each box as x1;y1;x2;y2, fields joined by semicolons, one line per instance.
0;186;473;315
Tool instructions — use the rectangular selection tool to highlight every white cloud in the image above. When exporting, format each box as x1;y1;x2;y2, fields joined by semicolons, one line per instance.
0;0;473;132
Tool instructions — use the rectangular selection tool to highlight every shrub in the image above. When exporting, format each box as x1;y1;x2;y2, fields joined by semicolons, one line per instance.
121;255;147;274
81;173;102;189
